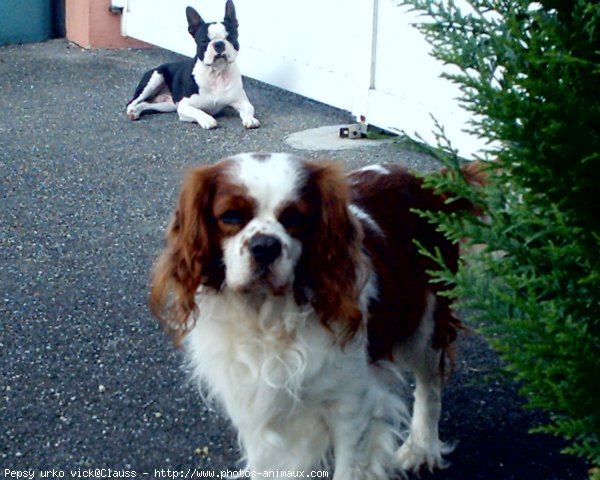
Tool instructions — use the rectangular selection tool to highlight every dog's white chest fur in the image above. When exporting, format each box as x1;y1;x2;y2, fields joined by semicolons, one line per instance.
190;60;244;115
183;290;402;474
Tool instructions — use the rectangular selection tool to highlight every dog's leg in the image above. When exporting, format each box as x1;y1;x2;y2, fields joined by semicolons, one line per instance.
329;383;404;480
395;292;454;474
129;101;176;118
177;98;218;129
127;71;169;120
232;97;260;129
330;405;368;480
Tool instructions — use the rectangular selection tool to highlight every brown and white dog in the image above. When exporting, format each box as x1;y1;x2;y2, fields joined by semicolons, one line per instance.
151;153;474;479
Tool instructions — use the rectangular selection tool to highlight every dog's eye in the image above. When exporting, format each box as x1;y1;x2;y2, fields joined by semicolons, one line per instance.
279;209;307;231
219;210;245;225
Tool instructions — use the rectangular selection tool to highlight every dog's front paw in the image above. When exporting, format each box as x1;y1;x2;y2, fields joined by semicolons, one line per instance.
242;117;260;129
396;436;454;474
197;116;218;129
126;106;140;121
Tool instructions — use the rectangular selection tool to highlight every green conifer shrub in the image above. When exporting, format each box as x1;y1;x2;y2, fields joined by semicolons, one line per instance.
401;0;600;474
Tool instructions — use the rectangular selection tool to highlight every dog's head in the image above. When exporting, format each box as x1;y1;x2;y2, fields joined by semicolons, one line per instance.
151;153;364;342
186;1;240;67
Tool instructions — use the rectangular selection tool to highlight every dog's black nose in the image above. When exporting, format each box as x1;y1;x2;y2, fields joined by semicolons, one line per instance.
250;235;282;267
213;41;226;53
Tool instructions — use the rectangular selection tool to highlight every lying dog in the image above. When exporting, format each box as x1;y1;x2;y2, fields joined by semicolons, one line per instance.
151;153;477;479
126;1;259;129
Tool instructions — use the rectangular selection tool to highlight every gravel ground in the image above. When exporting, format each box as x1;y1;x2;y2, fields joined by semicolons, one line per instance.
0;40;590;479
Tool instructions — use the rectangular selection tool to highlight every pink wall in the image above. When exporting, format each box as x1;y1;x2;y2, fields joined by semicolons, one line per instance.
66;0;151;49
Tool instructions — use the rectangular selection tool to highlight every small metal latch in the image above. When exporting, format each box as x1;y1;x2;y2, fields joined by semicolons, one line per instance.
109;0;126;13
339;124;366;139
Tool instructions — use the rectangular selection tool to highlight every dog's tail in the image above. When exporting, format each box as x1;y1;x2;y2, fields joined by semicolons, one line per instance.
460;160;488;186
436;160;489;216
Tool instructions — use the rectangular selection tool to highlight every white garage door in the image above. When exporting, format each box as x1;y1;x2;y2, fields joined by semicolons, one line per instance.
119;0;483;158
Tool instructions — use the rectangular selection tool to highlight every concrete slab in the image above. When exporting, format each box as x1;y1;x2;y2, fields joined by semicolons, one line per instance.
285;125;397;151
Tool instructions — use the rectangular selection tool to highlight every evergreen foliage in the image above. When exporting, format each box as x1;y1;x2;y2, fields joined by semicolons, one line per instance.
401;0;600;473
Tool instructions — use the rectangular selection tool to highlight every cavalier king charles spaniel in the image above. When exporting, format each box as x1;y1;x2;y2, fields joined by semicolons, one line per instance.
150;153;477;479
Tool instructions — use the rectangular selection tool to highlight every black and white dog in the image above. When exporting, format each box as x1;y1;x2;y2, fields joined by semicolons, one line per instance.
126;0;259;129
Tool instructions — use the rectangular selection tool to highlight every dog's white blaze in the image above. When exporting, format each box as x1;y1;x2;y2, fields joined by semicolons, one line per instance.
234;153;302;215
208;22;228;40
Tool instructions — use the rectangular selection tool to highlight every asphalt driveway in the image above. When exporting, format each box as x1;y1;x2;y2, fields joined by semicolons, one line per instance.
0;40;590;479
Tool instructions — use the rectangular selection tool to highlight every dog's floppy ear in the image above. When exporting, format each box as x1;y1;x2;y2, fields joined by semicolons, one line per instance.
150;164;224;344
186;7;204;37
224;0;238;29
300;162;364;342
